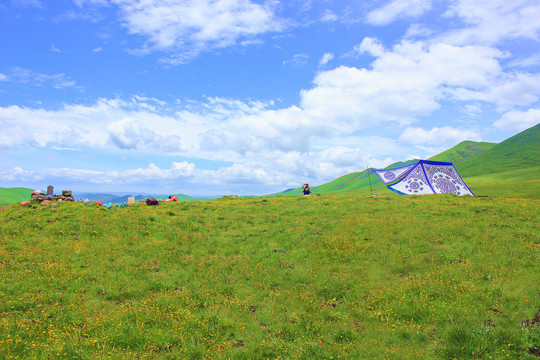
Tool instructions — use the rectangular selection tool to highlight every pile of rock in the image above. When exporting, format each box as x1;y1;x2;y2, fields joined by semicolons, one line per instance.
31;189;74;204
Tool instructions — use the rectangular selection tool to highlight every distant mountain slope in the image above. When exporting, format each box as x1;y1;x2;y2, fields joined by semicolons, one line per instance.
0;187;33;205
455;123;540;177
428;141;496;163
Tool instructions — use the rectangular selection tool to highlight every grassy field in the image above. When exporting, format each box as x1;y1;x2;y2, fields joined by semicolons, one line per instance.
429;141;496;164
0;188;34;207
1;193;539;359
456;124;539;178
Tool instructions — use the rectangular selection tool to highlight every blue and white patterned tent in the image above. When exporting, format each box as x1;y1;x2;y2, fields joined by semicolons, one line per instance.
373;160;474;196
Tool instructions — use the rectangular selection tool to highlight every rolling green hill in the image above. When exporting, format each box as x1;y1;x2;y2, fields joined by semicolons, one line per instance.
455;123;540;177
428;140;496;163
0;187;33;206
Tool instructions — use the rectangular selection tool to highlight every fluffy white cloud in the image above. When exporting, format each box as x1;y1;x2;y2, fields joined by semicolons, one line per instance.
487;73;540;108
494;109;540;131
440;0;540;45
0;33;531;159
112;0;285;63
123;161;196;179
301;40;508;128
108;117;159;149
366;0;432;25
0;167;41;182
1;33;534;160
399;126;482;146
318;52;334;66
199;105;326;155
0;99;127;149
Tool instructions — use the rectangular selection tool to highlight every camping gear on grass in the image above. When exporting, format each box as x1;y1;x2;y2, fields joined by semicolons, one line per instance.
146;198;159;205
373;160;474;196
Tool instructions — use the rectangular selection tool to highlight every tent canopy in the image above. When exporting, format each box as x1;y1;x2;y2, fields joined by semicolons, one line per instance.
373;160;474;196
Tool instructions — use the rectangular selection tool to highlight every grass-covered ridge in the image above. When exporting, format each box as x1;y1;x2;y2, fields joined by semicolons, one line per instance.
456;123;540;177
1;194;539;359
0;187;33;206
429;141;496;164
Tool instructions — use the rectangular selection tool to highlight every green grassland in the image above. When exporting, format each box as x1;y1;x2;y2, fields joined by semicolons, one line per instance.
0;188;33;206
1;194;539;359
456;124;540;177
429;141;497;164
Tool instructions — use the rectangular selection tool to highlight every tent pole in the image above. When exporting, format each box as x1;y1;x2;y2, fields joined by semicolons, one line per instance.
367;166;373;196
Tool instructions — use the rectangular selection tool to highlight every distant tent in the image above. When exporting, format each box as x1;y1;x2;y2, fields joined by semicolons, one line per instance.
373;160;474;196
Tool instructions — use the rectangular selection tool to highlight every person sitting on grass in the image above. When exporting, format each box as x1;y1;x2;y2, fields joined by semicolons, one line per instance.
302;183;312;196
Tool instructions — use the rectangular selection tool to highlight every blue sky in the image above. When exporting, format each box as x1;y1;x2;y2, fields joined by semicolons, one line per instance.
1;0;539;196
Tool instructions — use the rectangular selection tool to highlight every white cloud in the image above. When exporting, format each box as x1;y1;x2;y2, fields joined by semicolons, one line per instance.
462;104;483;117
321;9;338;22
355;37;386;57
301;40;504;128
487;73;540;108
494;109;540;131
50;43;61;53
399;126;482;146
404;23;433;39
93;47;103;52
107;117;184;151
318;52;334;66
0;36;531;159
1;36;521;155
4;67;80;90
0;98;131;149
366;0;432;25
509;54;540;68
107;117;158;149
112;0;285;64
440;0;540;45
283;54;309;66
123;161;196;180
0;167;41;182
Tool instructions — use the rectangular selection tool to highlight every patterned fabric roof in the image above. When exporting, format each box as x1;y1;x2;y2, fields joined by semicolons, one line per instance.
374;160;475;196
